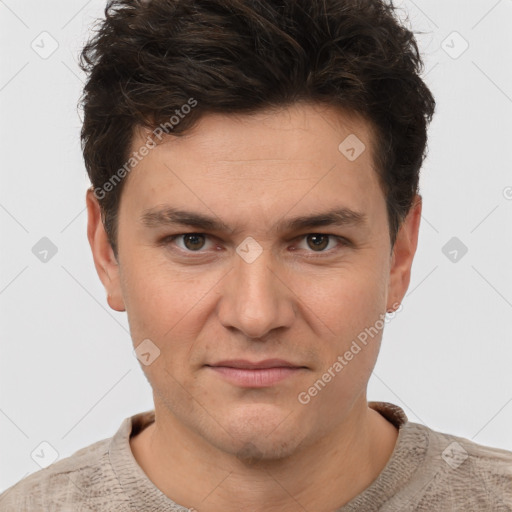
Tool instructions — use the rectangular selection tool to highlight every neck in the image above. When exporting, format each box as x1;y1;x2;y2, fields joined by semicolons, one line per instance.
130;398;398;512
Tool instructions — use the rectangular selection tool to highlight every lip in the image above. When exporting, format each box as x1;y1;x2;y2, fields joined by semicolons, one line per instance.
206;359;307;388
209;359;302;369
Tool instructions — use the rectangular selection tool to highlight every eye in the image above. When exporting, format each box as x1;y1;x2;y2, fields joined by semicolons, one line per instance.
295;234;345;253
160;232;349;257
163;233;214;252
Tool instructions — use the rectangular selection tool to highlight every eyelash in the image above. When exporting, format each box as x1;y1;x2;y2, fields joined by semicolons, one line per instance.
159;233;351;258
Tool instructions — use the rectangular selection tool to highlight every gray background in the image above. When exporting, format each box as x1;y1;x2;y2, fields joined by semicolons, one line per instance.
1;0;511;491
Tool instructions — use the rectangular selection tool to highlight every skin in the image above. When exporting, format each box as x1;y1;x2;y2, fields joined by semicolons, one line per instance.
87;102;421;512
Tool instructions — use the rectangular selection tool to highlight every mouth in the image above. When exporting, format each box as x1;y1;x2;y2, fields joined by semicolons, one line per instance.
205;359;308;388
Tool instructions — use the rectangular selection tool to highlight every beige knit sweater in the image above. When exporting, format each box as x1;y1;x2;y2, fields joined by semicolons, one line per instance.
1;402;511;511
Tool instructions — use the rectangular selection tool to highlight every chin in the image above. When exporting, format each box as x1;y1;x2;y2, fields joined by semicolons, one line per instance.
234;438;298;464
210;405;309;463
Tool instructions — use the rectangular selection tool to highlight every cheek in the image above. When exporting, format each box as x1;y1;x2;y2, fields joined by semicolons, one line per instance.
119;254;224;349
295;270;387;416
120;265;209;393
292;258;389;342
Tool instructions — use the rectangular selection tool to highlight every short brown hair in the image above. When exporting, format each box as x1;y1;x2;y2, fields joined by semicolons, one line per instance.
79;0;435;258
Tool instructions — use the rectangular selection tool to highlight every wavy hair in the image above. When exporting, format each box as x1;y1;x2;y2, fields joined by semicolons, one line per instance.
79;0;435;257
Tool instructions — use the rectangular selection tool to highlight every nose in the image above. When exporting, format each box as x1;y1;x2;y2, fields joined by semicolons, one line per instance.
217;246;296;340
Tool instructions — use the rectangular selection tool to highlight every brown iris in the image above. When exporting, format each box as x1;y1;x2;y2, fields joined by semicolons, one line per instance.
306;234;329;251
183;234;206;250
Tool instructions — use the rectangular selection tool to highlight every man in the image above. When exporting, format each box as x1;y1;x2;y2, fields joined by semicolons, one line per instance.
1;0;511;510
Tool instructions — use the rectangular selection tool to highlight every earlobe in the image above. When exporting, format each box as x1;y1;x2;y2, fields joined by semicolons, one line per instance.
386;302;401;314
107;292;125;312
86;188;126;312
386;195;422;311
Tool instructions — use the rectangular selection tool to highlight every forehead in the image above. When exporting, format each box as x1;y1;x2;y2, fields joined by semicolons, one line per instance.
119;103;385;227
151;103;377;166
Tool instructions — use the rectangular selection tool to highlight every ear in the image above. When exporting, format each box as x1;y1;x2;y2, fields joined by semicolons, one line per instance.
386;194;422;312
86;188;126;312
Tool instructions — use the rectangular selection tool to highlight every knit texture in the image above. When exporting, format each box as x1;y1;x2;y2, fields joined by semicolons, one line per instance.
1;402;511;511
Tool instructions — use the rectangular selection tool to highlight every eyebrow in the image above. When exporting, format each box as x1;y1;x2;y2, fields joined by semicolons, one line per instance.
140;206;367;233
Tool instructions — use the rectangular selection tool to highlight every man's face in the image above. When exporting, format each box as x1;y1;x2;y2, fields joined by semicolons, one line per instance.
89;103;418;460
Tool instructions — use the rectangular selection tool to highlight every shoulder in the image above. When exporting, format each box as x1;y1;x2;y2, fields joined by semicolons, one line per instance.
410;422;512;509
424;423;512;476
0;436;128;512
